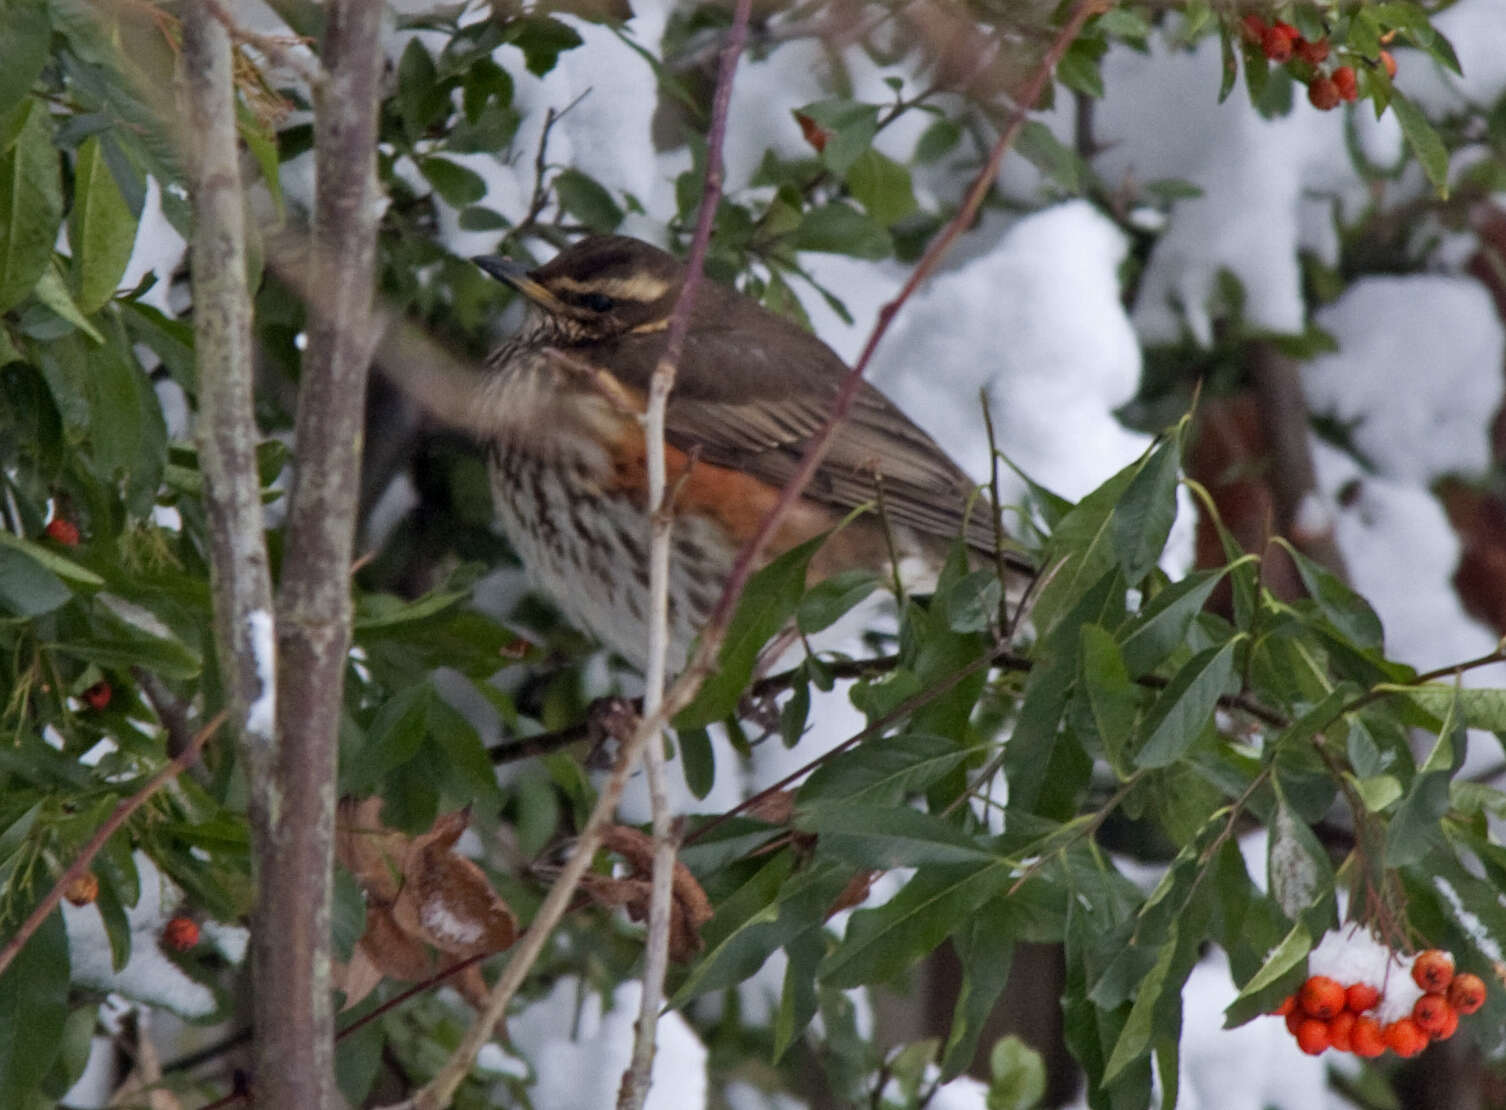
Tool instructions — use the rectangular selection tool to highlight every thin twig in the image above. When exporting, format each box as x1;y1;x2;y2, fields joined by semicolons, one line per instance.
616;0;757;1094
0;712;226;979
693;0;1106;659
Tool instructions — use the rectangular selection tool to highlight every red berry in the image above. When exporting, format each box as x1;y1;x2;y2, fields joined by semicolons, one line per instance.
44;518;80;546
64;872;99;906
1307;77;1340;111
1447;972;1486;1014
1332;65;1359;102
83;681;112;711
1273;994;1297;1016
1413;993;1452;1035
1285;1007;1305;1035
1294;37;1330;65
1328;1010;1356;1053
1299;976;1346;1020
1345;982;1381;1012
1351;1015;1386;1058
164;916;199;951
1436;1004;1460;1039
1385;1017;1428;1057
1240;14;1267;44
1295;1017;1330;1055
1262;24;1295;63
1379;49;1398;79
1412;949;1455;993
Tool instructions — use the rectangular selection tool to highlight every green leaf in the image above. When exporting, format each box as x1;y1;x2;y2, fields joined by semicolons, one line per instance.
1079;623;1138;771
419;156;487;207
797;569;878;634
940;901;1016;1079
1057;37;1106;98
820;860;1014;987
1112;436;1180;585
0;531;103;588
1388;89;1448;195
844;148;916;227
914;118;961;164
772;926;823;1061
33;264;103;343
1134;638;1239;768
0;99;62;313
70;135;139;313
795;99;879;177
798;732;969;809
0;543;71;616
0;908;69;1101
1382;684;1506;732
505;15;584;77
795;804;998;867
1117;566;1235;676
792;202;891;259
0;0;48;120
1224;920;1310;1027
1279;541;1383;649
1015;120;1085;192
678;726;715;799
675;534;825;728
940;568;1002;633
1268;785;1332;922
981;1030;1042;1108
350;683;434;792
552;168;623;233
1103;926;1177;1083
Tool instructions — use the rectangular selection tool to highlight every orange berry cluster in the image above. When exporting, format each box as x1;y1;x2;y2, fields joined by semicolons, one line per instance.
1239;15;1396;112
1274;950;1486;1058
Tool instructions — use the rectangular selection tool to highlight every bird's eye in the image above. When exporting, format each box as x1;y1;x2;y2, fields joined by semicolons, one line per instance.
580;292;616;313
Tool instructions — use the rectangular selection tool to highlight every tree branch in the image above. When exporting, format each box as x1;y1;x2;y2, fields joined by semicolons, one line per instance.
258;0;385;1104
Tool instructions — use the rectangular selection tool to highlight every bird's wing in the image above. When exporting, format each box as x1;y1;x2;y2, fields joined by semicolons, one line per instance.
592;321;1002;554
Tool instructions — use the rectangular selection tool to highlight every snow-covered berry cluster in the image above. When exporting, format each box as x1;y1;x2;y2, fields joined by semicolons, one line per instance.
1272;930;1486;1058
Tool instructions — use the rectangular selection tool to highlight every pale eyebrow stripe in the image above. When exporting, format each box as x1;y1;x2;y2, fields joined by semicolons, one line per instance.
551;274;673;302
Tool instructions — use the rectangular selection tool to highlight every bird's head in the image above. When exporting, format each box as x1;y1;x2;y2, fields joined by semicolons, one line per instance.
473;235;686;343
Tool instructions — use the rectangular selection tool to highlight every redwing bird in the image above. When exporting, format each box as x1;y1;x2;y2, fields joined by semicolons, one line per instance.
472;235;1028;669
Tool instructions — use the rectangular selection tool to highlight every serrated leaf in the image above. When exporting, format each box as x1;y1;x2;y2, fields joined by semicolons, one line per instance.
70;135;139;313
1134;638;1238;768
0;99;62;313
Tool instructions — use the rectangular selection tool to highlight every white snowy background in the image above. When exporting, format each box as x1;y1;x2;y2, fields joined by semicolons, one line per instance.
61;0;1506;1106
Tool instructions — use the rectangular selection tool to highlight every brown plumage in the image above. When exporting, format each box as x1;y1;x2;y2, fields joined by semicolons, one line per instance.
474;235;1023;666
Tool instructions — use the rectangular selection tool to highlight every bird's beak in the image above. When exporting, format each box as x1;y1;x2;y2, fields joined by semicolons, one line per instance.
472;254;567;313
